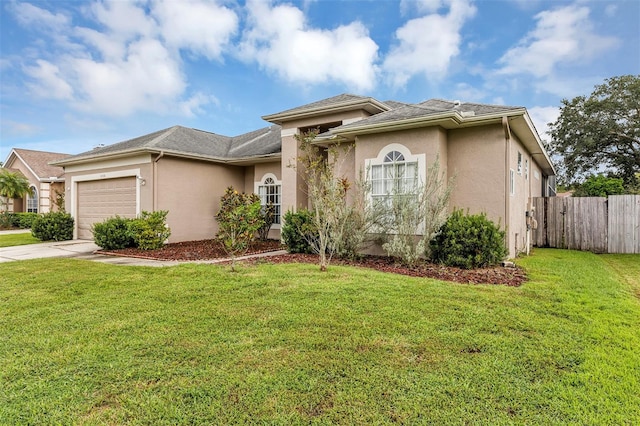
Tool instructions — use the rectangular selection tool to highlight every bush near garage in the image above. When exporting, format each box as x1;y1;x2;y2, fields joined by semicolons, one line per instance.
128;211;171;250
429;210;507;269
92;211;171;251
31;212;74;242
92;216;136;250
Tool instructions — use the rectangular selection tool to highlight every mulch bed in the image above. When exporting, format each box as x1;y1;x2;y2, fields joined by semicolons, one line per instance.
98;239;527;286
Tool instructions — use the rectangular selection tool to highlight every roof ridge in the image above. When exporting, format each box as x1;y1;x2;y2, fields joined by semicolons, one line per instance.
147;125;181;148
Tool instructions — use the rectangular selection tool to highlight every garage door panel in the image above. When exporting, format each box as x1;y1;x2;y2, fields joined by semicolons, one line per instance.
77;177;137;239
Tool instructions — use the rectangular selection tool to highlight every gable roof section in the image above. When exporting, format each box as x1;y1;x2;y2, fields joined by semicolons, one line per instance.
6;148;69;181
262;93;391;124
52;125;282;166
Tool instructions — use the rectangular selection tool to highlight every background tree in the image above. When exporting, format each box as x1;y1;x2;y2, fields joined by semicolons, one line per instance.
572;174;625;197
0;169;32;212
548;75;640;186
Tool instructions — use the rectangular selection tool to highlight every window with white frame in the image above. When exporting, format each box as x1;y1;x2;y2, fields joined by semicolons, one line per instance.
517;152;523;175
510;169;515;196
366;144;425;208
256;174;281;225
27;186;38;213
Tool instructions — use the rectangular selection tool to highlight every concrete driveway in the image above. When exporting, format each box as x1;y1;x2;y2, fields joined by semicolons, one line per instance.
0;237;179;266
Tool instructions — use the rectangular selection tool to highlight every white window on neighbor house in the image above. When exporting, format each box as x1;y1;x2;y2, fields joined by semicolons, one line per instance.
510;169;515;196
27;186;38;213
517;152;523;175
256;174;281;225
366;144;425;208
525;159;529;180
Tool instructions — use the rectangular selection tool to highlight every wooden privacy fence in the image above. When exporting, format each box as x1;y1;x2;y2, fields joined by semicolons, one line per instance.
532;195;640;254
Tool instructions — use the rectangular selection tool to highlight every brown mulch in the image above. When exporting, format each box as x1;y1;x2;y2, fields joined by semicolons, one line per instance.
98;239;527;286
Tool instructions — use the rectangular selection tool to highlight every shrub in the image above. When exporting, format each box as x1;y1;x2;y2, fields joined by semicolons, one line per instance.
429;210;507;269
92;216;135;250
257;203;275;241
215;187;264;270
281;209;317;254
129;211;171;250
0;212;17;229
31;212;74;241
16;212;39;229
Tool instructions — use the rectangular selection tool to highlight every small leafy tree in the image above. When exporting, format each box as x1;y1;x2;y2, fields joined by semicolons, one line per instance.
573;174;625;197
0;169;32;212
292;130;362;271
215;187;264;270
380;157;455;266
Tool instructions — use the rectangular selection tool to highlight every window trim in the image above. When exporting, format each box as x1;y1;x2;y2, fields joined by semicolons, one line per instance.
27;185;38;213
365;143;426;192
510;169;515;196
517;151;523;175
254;173;282;229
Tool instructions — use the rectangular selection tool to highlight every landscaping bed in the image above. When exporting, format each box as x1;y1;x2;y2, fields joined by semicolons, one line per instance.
98;239;527;286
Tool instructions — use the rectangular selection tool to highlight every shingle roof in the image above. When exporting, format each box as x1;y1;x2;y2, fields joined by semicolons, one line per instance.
12;148;68;179
334;99;523;131
267;94;374;117
59;125;281;164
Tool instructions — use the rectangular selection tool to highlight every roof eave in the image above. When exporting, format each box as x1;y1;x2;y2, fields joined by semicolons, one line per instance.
332;110;523;137
51;147;281;167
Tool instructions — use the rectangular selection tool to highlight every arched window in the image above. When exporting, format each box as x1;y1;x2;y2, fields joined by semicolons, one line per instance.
27;186;38;213
369;148;420;205
257;175;281;225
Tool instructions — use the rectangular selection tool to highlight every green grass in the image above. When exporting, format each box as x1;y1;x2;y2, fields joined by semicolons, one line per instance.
0;232;40;247
1;249;639;424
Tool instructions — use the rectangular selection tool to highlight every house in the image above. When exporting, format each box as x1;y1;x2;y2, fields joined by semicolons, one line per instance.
52;94;555;257
2;148;68;214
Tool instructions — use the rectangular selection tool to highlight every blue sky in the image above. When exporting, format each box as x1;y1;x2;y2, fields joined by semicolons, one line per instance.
1;0;639;162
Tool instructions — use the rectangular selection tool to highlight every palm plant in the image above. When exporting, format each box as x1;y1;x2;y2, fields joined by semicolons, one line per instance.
0;169;32;212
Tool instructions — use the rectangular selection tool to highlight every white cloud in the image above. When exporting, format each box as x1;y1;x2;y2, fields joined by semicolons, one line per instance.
9;1;70;31
383;0;477;87
400;0;447;15
152;0;238;60
497;5;618;78
9;1;235;118
23;59;74;99
238;0;379;91
71;38;186;116
528;105;559;142
453;82;486;101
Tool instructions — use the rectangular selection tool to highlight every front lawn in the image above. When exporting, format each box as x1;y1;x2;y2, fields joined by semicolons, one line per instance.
0;232;40;248
1;249;638;424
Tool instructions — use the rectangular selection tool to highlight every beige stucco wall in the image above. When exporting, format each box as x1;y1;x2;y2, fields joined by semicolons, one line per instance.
156;156;245;242
280;109;375;215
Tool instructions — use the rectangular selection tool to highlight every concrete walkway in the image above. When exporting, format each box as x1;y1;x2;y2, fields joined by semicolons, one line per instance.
0;232;287;267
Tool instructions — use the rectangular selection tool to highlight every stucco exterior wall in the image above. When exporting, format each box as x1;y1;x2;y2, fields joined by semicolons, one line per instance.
280;109;374;215
355;127;447;181
156;156;245;243
448;124;506;222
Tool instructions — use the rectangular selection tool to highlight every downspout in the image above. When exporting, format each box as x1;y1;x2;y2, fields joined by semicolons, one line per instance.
502;117;511;256
153;151;165;210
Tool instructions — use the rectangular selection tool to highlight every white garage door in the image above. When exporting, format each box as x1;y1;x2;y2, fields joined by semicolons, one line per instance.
77;177;137;239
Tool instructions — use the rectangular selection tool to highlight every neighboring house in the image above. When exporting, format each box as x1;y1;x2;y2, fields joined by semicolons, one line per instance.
2;148;68;214
52;94;555;257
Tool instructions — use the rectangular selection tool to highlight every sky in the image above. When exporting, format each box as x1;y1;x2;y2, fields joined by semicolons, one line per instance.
1;0;639;162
